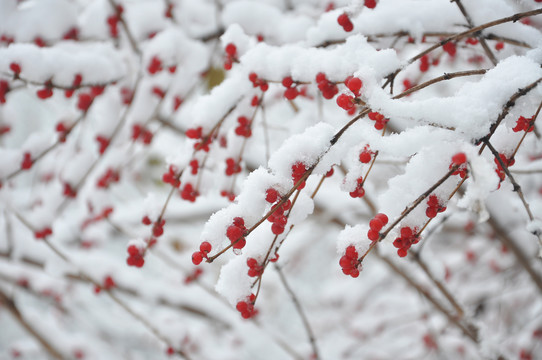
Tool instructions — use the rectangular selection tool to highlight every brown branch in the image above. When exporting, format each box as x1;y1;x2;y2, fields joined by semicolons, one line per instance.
452;0;498;66
0;289;64;359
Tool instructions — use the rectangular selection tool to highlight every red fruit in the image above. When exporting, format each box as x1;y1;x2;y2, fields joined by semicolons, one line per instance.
173;96;183;111
316;72;327;83
227;225;244;242
63;27;79;40
142;216;152;225
359;150;372;163
284;87;298;100
37;87;53;99
419;55;430;72
271;223;285;235
77;93;94;112
21;152;33;170
375;213;388;225
0;80;10;103
443;41;456;57
336;94;354;110
466;37;478;45
282;76;294;88
400;227;413;239
346;77;362;95
200;241;212;254
495;42;504;51
367;229;379;241
265;188;279;203
192;251;203;265
225;43;237;57
248;72;258;83
397;248;408;257
9;62;21;74
186;127;203;139
369;218;383;231
96;136;110;154
232;238;246;249
451;152;467;165
147;56;163;74
364;0;377;8
426;207;438;218
152;86;165;98
337;13;353;32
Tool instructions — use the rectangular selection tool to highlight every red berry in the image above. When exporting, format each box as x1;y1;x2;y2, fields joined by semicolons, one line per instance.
9;62;21;74
443;42;456;57
225;43;237;57
495;42;504;51
364;0;376;8
200;241;212;254
142;216;152;225
265;188;279;203
21;152;33;170
282;76;294;88
369;218;383;231
375;213;388;225
284;87;298;100
346;77;362;95
367;229;379;241
337;13;353;32
359;150;372;164
451;152;467;165
397;248;408;257
147;56;163;74
77;93;94;112
192;251;203;265
336;94;354;110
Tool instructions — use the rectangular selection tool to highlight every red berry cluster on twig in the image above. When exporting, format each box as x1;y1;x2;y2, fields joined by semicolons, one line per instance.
227;217;247;249
126;244;145;267
180;183;199;202
367;213;388;241
359;145;374;164
236;294;258;319
450;152;468;178
191;241;212;265
225;157;242;176
393;226;419;257
132;124;153;145
246;257;263;277
291;162;308;190
147;56;163;74
349;177;365;198
266;188;290;235
248;72;268;92
162;165;181;188
224;43;237;70
494;153;515;182
513;115;535;133
316;72;338;99
339;245;360;277
235;116;252;137
426;195;446;218
368;111;389;130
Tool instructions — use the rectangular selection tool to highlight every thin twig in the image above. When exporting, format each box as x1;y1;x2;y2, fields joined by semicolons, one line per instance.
0;289;64;360
274;265;320;360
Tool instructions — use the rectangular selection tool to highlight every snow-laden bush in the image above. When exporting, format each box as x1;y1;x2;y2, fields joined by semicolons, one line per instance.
1;0;542;359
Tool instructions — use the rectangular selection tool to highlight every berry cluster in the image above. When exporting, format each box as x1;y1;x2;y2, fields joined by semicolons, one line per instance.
189;159;199;175
162;165;181;188
64;73;82;98
220;190;236;202
291;162;308;189
426;194;446;218
191;241;212;265
367;111;389;130
392;226;419;257
266;188;291;235
359;145;374;164
225;157;242;176
21;152;33;170
316;72;338;99
246;257;263;277
94;275;116;294
55;122;70;142
450;152;468;178
226;217;247;249
0;80;10;103
336;93;355;111
248;72;269;92
224;43;237;70
349;176;365;198
345;76;363;96
186;126;212;151
126;244;145;267
443;41;457;57
34;227;53;239
9;62;21;77
236;294;258;319
513;115;535;133
147;56;163;74
494;153;515;183
107;5;123;38
235;116;252;137
63;182;77;198
282;76;300;100
339;245;360;278
132;124;153;144
180;183;199;202
367;213;389;241
337;13;353;32
37;81;54;99
186;127;203;139
96;135;110;154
